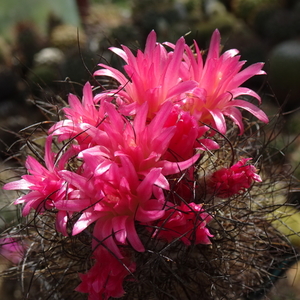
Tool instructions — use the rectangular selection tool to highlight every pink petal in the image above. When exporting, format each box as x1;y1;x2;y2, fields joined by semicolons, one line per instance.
133;102;148;136
208;109;227;134
25;156;47;176
136;200;165;222
206;29;221;62
161;153;200;175
93;219;123;258
223;106;244;133
44;136;55;171
3;179;31;190
228;62;266;89
56;210;69;236
72;212;101;235
55;199;96;212
68;94;83;112
148;101;173;133
166;80;198;99
196;139;220;151
94;65;128;86
144;30;157;55
112;215;128;244
137;168;162;200
59;171;88;191
230;87;261;103
231;99;269;123
163;36;185;87
109;47;128;63
82;81;94;107
125;218;145;252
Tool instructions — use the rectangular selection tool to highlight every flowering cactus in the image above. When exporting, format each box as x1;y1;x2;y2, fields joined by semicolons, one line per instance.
3;29;269;300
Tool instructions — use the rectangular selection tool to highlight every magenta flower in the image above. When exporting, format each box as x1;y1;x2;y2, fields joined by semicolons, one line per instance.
163;105;219;162
0;237;25;264
3;137;67;216
76;246;136;300
94;30;197;117
95;30;268;135
57;161;167;257
96;100;201;178
206;158;262;198
49;82;111;147
2;137;84;236
151;202;213;245
179;29;268;134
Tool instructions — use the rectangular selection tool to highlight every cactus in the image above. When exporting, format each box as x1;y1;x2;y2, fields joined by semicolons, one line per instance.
50;24;87;52
14;21;42;74
268;39;300;112
232;0;282;23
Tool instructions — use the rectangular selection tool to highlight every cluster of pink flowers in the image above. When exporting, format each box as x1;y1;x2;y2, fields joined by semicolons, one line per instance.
4;29;267;299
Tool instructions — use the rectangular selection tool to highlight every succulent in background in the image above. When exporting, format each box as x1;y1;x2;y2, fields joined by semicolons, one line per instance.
231;0;282;24
25;47;64;99
13;21;43;75
50;24;87;52
0;38;12;66
84;2;132;53
259;6;300;44
131;0;189;42
268;39;300;112
33;47;65;67
61;47;96;92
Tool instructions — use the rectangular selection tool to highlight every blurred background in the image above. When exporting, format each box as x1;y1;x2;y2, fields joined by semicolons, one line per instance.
0;0;300;299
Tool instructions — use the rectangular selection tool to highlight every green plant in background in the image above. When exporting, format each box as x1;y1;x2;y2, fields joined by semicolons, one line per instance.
268;39;300;112
232;0;282;23
0;0;80;42
50;24;87;52
14;22;43;75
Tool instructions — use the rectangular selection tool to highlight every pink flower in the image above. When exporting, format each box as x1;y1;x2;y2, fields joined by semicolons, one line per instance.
0;237;25;264
58;161;167;257
94;30;197;117
206;158;262;198
2;136;84;236
95;30;268;135
3;137;67;216
97;100;201;178
76;246;136;300
151;202;213;245
179;29;268;134
163;105;219;162
49;82;111;147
